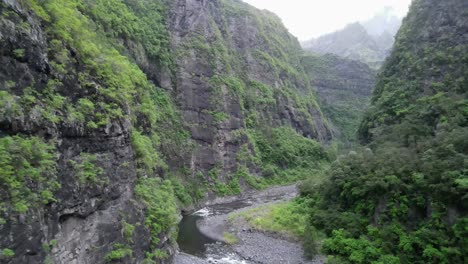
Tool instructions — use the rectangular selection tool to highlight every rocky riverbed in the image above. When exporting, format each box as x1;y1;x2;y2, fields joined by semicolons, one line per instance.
175;185;325;264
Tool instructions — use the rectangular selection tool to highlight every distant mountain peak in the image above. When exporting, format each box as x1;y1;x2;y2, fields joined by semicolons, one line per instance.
301;7;402;69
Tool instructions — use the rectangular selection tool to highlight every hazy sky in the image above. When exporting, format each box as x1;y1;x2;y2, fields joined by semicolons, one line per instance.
242;0;412;40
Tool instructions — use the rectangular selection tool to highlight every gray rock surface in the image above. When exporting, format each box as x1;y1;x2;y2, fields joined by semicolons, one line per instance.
234;231;324;264
167;0;332;179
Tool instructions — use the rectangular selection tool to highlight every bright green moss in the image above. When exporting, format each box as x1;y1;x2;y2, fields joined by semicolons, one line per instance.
19;0;178;131
169;177;193;206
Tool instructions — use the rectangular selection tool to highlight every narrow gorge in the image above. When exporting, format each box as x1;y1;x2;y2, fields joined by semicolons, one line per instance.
1;0;466;263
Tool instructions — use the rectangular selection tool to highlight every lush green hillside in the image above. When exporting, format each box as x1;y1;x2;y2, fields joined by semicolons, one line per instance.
300;0;468;263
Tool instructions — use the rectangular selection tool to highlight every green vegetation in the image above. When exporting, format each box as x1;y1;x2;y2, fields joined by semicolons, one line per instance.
165;0;332;197
135;178;177;248
194;125;330;195
168;177;193;206
131;130;167;176
145;249;169;261
14;0;180;135
13;48;25;59
207;110;229;123
0;0;335;261
250;127;326;169
42;239;57;253
230;197;322;258
223;232;239;244
122;220;135;243
69;153;105;185
1;2;190;260
105;243;133;262
43;240;58;264
231;198;312;239
230;127;329;190
86;0;172;65
298;0;468;263
0;248;14;258
0;136;58;220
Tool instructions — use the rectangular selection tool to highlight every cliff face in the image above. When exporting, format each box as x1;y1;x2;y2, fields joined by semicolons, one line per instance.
0;1;154;264
0;0;176;263
166;0;332;191
0;0;331;263
302;53;376;143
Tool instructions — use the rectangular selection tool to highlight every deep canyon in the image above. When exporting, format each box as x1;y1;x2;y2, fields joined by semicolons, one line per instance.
0;0;467;263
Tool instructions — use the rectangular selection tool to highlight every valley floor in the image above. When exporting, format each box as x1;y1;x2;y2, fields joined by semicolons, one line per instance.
175;185;324;264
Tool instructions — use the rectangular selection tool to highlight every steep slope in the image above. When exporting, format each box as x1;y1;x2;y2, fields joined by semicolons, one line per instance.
301;0;468;262
302;53;376;145
0;0;331;263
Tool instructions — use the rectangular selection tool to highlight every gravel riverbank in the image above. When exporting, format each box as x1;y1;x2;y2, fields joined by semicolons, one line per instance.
174;184;324;264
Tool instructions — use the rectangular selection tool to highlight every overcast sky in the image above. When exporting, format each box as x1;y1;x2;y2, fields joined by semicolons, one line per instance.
242;0;412;40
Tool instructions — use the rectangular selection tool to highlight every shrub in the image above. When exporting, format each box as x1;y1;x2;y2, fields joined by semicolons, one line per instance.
1;248;14;258
105;243;132;262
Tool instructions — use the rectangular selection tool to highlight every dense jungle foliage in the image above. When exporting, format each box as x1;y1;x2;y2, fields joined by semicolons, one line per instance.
299;0;468;262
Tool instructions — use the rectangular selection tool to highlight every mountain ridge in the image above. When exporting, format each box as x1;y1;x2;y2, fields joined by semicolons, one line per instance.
302;7;402;69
